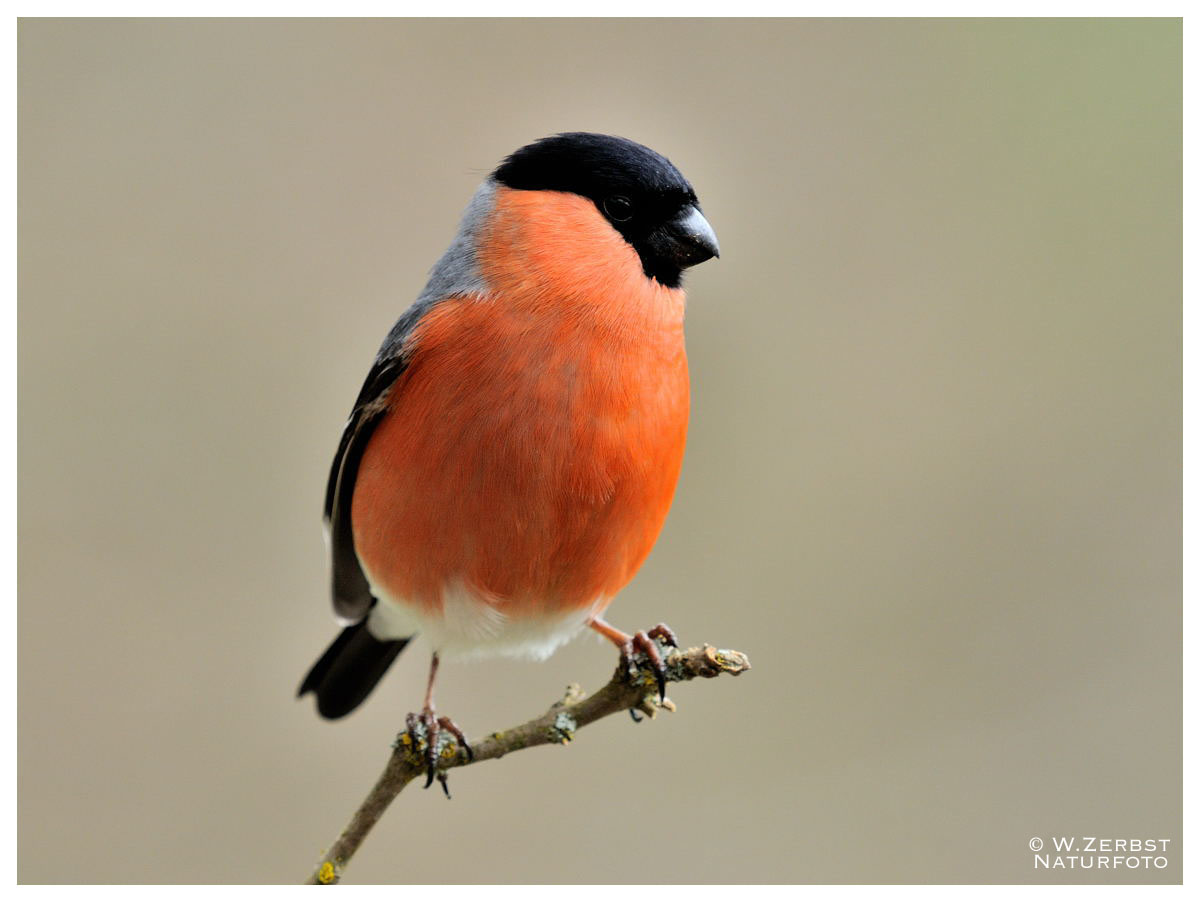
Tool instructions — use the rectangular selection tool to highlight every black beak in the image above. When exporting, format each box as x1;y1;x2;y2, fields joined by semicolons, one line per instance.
653;206;720;269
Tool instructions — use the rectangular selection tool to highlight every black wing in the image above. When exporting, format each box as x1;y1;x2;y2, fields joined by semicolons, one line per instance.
324;304;433;622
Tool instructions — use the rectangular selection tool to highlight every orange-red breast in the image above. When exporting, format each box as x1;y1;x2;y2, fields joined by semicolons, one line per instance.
299;133;718;785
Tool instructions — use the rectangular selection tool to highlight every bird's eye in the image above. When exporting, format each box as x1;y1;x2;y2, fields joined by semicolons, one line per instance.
603;195;634;222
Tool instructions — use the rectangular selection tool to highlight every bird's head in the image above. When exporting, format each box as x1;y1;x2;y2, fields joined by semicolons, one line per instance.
491;132;719;289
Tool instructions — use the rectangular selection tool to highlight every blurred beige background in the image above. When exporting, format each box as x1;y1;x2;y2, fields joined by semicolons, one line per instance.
18;18;1180;884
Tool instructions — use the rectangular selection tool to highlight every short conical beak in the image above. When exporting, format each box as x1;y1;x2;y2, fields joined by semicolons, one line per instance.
663;205;720;267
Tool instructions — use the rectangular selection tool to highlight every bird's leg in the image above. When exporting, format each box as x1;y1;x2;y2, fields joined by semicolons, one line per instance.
588;617;679;706
403;652;472;798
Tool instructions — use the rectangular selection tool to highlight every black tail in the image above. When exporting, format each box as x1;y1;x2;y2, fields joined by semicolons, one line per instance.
298;620;411;719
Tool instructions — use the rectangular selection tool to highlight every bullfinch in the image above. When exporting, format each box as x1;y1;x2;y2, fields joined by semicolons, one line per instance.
299;132;719;789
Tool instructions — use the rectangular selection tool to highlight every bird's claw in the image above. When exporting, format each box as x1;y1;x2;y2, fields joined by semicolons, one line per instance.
437;715;474;762
647;623;678;648
403;709;473;796
619;623;678;711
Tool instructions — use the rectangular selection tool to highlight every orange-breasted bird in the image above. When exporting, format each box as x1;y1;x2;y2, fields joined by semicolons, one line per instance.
299;133;718;790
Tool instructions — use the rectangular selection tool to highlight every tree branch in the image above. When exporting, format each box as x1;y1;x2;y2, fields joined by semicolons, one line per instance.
304;643;751;884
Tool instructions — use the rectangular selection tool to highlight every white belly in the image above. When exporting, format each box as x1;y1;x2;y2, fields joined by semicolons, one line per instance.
365;579;603;660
